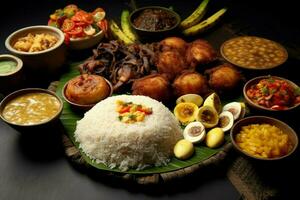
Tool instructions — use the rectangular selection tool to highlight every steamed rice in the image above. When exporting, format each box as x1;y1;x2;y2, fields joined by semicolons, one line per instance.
74;95;183;171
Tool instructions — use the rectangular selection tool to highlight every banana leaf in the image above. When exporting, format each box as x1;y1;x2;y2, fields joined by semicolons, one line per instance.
56;62;232;174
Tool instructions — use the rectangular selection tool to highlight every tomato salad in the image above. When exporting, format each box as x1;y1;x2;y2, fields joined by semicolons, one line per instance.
48;4;108;44
246;76;300;110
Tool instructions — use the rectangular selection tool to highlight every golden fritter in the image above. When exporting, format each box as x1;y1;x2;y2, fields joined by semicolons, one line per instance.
205;64;242;92
132;74;172;102
156;50;187;80
186;39;217;69
173;71;209;97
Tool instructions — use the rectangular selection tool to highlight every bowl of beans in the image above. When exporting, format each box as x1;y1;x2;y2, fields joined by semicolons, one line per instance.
0;88;63;132
220;36;288;70
243;75;300;111
230;116;298;160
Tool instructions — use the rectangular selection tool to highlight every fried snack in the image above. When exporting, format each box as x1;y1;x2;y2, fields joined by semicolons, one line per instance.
13;33;58;52
156;50;187;80
205;64;242;93
173;71;209;97
132;74;172;102
65;74;111;105
185;39;217;68
159;37;188;55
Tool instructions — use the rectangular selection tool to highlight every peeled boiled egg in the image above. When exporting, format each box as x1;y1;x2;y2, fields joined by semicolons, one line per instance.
183;121;206;143
206;127;224;148
218;111;234;132
222;102;242;120
174;139;194;160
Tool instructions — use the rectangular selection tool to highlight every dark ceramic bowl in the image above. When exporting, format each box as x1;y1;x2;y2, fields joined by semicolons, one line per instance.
62;76;113;110
230;116;298;161
129;6;181;42
243;75;300;112
0;88;63;131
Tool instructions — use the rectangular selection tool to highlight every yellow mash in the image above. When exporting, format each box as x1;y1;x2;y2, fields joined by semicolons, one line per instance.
2;92;60;125
235;124;293;158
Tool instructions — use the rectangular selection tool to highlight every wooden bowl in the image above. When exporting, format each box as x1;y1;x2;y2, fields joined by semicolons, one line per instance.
243;75;300;112
230;116;298;161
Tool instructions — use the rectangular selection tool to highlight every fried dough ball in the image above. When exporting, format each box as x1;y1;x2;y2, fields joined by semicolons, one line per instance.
156;50;187;80
159;37;188;55
173;71;209;97
205;64;242;92
186;39;217;68
65;74;111;105
132;74;172;102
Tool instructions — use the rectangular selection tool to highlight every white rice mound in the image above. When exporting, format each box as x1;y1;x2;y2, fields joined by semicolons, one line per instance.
74;95;183;171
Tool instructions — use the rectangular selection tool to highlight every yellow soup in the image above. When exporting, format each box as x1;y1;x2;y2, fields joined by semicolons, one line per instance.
2;92;61;125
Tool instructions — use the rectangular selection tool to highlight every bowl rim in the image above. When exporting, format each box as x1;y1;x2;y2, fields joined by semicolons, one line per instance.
5;25;65;56
61;75;113;109
230;115;299;161
0;54;23;76
243;75;300;111
0;88;63;127
129;6;181;33
69;29;104;42
220;36;288;70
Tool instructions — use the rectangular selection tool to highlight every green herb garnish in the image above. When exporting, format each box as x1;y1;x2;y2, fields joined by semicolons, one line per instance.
118;116;123;121
294;87;300;96
261;86;269;95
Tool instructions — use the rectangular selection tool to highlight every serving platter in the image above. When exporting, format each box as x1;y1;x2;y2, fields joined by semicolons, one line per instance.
56;62;233;175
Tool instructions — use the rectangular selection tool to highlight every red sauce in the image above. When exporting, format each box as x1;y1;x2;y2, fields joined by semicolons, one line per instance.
246;77;300;110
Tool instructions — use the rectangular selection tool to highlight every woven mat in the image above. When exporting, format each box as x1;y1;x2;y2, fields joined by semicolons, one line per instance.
48;81;278;199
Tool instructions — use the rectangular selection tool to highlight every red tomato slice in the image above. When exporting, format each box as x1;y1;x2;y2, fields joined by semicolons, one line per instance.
82;13;94;24
61;19;75;32
67;26;84;37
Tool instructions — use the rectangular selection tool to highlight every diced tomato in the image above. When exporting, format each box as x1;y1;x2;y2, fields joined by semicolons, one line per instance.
61;19;75;32
137;107;152;114
119;106;131;114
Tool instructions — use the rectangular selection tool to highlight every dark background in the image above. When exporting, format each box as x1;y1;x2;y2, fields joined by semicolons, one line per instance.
0;1;299;200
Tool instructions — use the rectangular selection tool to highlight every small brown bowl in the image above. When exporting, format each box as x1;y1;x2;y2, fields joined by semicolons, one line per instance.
129;6;181;42
0;88;63;132
230;116;298;161
0;54;24;94
62;75;113;110
243;75;300;112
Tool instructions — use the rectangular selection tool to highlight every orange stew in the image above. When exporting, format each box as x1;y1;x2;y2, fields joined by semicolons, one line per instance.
48;4;108;44
246;77;300;110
